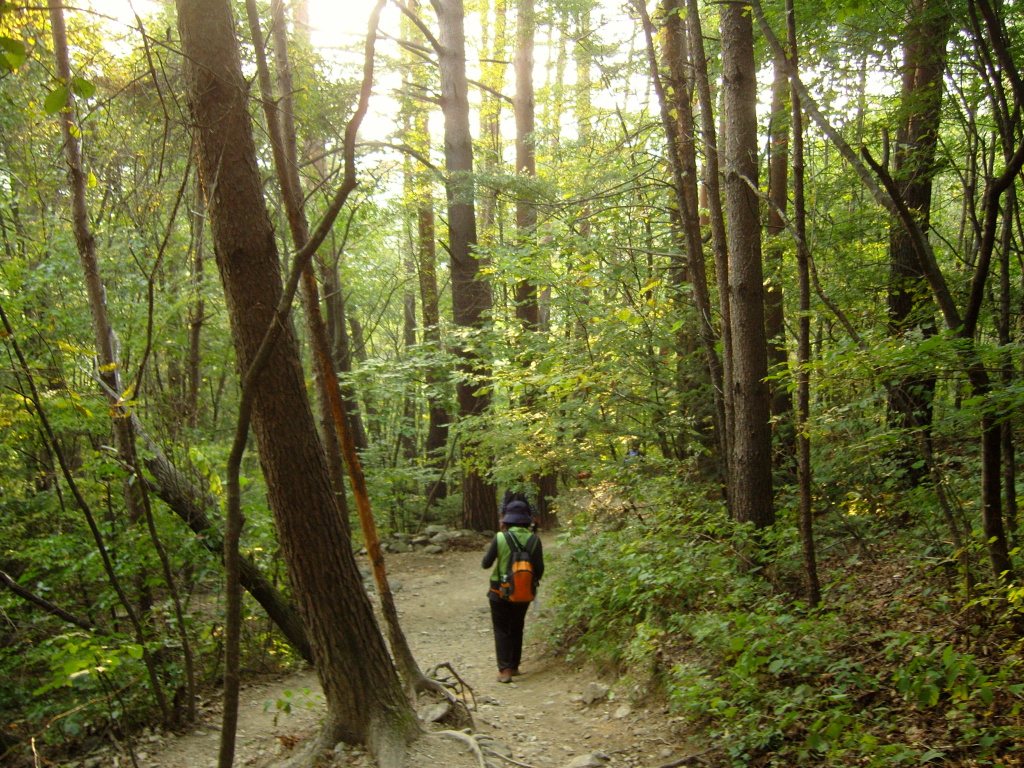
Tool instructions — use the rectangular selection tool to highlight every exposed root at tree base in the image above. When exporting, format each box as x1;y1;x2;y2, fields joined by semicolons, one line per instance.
435;730;485;768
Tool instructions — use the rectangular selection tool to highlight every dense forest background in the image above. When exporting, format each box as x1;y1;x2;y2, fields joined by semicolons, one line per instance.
2;0;1024;765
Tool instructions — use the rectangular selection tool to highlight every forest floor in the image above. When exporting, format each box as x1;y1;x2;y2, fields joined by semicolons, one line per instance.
115;532;698;768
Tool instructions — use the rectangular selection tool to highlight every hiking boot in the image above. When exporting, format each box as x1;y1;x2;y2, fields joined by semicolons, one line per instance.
511;668;522;676
497;669;513;683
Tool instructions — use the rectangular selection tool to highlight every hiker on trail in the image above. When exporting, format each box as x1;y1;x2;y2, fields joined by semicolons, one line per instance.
499;489;539;533
482;500;544;683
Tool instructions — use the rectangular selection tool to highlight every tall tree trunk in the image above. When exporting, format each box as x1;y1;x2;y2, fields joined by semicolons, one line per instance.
514;0;538;333
418;204;450;500
513;0;558;527
887;0;948;485
176;1;418;761
478;0;509;238
787;0;820;605
641;0;727;479
185;174;205;430
436;0;497;530
686;0;733;502
48;0;173;722
402;253;418;463
719;0;774;530
249;0;433;693
766;44;794;456
999;183;1019;549
402;0;449;501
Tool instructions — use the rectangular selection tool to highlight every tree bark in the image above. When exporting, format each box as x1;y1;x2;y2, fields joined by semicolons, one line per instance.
886;0;948;485
686;0;733;502
787;0;820;606
436;0;498;530
176;1;418;760
766;42;793;450
719;0;774;530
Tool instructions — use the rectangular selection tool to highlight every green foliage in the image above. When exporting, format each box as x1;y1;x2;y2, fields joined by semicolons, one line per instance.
545;461;1024;766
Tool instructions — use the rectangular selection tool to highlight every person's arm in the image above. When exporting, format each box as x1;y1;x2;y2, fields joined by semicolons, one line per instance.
482;537;498;569
532;537;544;582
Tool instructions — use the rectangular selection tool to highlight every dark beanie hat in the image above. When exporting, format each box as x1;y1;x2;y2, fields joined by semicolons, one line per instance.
500;500;532;527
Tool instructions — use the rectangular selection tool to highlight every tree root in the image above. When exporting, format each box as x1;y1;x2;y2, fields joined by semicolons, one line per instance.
653;749;716;768
425;661;477;711
416;662;474;730
435;730;486;768
479;747;540;768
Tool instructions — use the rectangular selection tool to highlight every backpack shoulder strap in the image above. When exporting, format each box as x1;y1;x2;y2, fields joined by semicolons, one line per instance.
503;530;522;553
525;534;539;554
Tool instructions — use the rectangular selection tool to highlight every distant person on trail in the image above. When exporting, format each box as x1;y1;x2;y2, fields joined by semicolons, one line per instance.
482;500;544;683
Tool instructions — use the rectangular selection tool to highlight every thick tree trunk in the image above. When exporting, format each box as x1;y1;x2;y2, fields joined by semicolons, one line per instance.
478;0;509;237
513;0;558;528
437;0;497;530
719;1;774;530
887;0;948;484
176;0;418;759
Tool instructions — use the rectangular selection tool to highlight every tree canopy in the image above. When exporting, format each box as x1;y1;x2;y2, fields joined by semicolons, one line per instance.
2;0;1024;765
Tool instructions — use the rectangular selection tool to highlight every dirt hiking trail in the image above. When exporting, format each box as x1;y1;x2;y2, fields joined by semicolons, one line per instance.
116;533;694;768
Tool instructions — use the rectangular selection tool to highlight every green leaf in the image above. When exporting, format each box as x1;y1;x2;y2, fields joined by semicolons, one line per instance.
0;36;26;70
920;749;945;762
125;643;144;660
918;683;940;707
71;76;95;99
44;85;69;114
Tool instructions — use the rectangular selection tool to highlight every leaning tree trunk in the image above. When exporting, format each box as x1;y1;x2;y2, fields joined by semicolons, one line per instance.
250;0;433;692
176;1;419;763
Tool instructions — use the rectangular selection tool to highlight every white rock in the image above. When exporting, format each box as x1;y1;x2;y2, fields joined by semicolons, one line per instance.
562;753;610;768
580;682;610;705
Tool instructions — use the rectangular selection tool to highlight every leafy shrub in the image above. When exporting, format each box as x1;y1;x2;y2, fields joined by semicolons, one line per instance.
545;472;1024;767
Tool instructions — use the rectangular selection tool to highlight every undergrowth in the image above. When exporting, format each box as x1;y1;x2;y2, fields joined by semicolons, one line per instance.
545;470;1024;767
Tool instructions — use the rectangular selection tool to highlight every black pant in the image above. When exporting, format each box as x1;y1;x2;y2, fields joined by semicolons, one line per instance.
489;597;531;671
